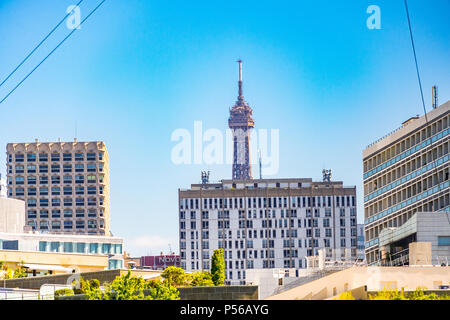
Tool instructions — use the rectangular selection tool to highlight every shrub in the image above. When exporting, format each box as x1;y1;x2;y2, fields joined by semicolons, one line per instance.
189;271;214;287
161;266;188;287
54;288;74;299
335;291;356;300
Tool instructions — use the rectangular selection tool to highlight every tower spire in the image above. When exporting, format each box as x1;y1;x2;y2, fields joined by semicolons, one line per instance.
229;59;254;180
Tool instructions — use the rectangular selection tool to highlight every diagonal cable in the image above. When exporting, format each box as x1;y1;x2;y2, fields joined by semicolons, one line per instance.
0;0;84;88
0;0;106;105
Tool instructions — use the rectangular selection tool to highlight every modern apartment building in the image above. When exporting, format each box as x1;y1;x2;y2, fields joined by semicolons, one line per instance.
178;178;358;285
363;101;450;264
6;139;110;235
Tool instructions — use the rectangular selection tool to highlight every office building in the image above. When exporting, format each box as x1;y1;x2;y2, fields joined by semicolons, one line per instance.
6;139;110;235
363;100;449;264
178;178;358;285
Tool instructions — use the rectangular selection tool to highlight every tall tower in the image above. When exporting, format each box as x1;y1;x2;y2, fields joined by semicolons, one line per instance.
228;60;254;180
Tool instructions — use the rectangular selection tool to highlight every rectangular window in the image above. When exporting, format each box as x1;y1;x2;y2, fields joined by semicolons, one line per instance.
63;164;72;172
51;187;60;196
87;164;96;172
52;209;61;218
76;187;85;195
438;236;450;246
27;153;36;162
39;165;48;173
51;165;60;173
15;165;24;174
51;153;60;162
39;176;48;184
76;209;85;217
63;221;73;230
15;188;24;196
63;153;72;161
87;153;96;161
75;164;84;172
75;153;84;161
51;221;61;230
87;186;96;195
52;198;61;207
76;221;85;229
39;153;48;162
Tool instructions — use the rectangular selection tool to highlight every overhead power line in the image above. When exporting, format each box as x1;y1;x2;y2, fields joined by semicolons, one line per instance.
0;0;106;105
404;0;446;214
0;0;85;89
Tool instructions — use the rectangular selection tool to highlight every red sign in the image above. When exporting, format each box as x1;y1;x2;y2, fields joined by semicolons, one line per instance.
140;255;180;269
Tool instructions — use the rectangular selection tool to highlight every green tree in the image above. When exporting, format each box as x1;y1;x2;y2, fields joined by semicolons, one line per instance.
189;271;214;287
211;249;225;286
81;271;180;300
145;279;180;300
161;266;188;287
0;261;27;279
54;288;74;299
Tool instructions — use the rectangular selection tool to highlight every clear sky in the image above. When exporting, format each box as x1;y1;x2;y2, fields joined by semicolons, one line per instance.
0;0;449;256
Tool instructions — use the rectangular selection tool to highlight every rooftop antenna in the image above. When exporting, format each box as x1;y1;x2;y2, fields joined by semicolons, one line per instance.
322;169;332;182
258;149;262;179
201;171;210;184
432;85;438;109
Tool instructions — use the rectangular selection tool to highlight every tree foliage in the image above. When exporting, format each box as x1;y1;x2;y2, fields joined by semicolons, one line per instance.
211;249;225;286
54;288;74;299
189;271;214;287
0;260;27;279
161;266;189;287
80;271;180;300
369;287;450;300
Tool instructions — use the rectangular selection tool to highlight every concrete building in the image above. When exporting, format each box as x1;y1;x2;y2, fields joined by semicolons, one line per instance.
0;231;124;272
0;175;6;198
357;224;365;262
0;197;25;233
267;265;450;300
178;178;358;285
363;101;450;264
377;212;450;266
6;139;110;235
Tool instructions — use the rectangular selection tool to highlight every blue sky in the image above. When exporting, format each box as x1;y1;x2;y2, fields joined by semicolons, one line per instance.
0;0;449;256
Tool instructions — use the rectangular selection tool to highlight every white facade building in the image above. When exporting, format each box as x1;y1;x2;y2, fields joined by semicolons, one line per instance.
0;176;6;198
178;178;358;285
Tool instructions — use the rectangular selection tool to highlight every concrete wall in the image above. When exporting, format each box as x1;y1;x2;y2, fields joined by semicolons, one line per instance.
57;285;259;300
178;286;258;300
416;212;450;265
0;198;25;233
267;266;450;300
